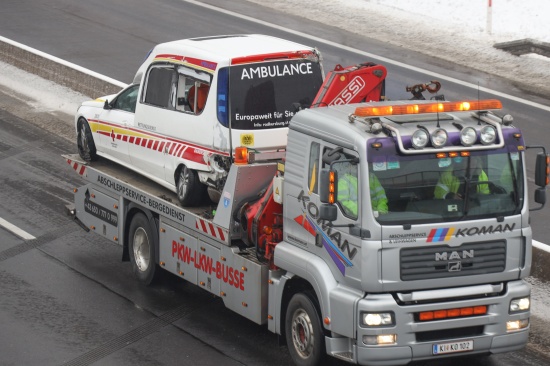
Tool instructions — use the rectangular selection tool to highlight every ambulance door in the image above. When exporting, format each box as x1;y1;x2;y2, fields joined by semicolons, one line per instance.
130;65;173;180
97;84;139;164
163;67;212;186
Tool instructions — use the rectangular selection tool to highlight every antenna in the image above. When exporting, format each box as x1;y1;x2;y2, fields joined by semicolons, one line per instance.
477;81;482;125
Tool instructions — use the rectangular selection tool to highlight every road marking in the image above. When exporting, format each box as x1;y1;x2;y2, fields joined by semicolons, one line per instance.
0;217;36;240
534;240;550;254
183;0;550;112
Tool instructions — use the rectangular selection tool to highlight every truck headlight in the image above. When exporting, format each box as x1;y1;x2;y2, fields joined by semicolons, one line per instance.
361;312;394;327
363;334;397;345
509;297;530;313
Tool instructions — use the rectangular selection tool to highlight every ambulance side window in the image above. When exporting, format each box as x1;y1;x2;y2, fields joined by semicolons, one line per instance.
112;84;139;113
144;66;174;109
175;66;212;115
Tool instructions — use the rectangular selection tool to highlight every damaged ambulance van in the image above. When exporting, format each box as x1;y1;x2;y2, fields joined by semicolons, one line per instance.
76;34;324;205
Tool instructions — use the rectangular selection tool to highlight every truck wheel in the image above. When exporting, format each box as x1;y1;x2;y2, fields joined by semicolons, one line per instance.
77;118;98;161
176;165;204;206
285;292;326;366
128;213;157;285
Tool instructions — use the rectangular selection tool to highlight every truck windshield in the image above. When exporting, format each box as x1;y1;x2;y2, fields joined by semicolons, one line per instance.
219;59;323;130
369;150;524;224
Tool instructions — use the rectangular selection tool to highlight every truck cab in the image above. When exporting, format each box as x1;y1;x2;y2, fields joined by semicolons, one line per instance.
275;99;546;364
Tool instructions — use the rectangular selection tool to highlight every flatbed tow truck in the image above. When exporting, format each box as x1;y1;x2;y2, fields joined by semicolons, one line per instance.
65;92;549;365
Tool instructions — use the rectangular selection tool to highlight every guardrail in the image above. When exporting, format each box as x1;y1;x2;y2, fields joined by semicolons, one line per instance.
494;38;550;58
0;35;125;98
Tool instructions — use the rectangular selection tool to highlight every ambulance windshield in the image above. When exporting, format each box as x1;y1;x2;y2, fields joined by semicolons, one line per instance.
369;150;524;224
217;59;323;130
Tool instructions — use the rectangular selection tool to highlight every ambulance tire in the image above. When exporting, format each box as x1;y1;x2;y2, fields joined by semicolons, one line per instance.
176;165;205;206
128;213;158;285
77;118;98;161
285;292;326;366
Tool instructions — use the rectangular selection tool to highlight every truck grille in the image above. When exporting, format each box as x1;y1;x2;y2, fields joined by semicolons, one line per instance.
400;241;506;281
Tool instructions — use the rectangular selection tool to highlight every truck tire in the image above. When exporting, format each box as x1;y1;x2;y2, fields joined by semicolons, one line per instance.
77;118;98;161
128;213;158;285
285;292;326;366
176;165;204;206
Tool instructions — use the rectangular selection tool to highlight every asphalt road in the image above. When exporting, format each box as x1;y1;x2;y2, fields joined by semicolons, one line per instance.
1;0;547;241
1;0;550;365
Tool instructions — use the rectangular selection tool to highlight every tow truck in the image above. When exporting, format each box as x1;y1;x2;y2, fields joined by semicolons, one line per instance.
66;54;549;366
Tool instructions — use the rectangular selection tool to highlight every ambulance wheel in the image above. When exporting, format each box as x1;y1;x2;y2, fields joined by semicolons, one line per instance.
285;292;326;366
77;118;98;161
128;213;157;285
176;165;204;206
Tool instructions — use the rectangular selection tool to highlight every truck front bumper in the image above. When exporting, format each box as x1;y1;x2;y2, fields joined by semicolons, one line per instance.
328;280;530;365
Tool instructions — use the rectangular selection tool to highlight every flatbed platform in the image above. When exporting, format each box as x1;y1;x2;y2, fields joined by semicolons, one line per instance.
65;154;217;219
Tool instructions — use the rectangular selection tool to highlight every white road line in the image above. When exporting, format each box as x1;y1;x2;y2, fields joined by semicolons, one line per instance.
184;0;550;112
0;217;36;240
533;240;550;254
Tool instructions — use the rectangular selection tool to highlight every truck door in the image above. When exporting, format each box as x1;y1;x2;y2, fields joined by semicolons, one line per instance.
323;147;363;280
286;141;362;281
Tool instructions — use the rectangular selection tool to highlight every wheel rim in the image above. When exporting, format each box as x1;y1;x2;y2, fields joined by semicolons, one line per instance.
80;124;88;150
133;227;150;272
291;308;315;359
178;167;189;199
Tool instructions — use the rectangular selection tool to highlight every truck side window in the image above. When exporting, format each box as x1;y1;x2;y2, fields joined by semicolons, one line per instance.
323;148;359;219
308;142;320;194
144;66;174;108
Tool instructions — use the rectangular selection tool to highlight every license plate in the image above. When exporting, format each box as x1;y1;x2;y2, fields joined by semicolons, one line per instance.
432;340;473;355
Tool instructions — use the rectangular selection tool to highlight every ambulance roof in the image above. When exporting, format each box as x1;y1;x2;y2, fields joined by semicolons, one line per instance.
154;34;315;63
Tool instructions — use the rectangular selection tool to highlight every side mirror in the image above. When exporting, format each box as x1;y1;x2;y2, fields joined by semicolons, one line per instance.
319;169;338;221
535;153;550;187
322;147;343;165
535;188;546;205
103;100;112;110
319;204;337;221
319;169;338;204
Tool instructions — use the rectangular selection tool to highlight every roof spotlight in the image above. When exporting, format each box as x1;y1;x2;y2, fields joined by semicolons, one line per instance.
412;129;429;149
431;128;448;148
480;125;497;145
460;127;477;146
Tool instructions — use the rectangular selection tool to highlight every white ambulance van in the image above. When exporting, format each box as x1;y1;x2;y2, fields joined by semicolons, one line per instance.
76;34;324;205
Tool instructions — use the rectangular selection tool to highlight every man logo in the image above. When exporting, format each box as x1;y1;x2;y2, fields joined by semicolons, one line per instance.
448;261;462;272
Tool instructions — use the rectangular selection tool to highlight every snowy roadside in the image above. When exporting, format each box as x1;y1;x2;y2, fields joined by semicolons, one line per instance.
244;0;550;98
